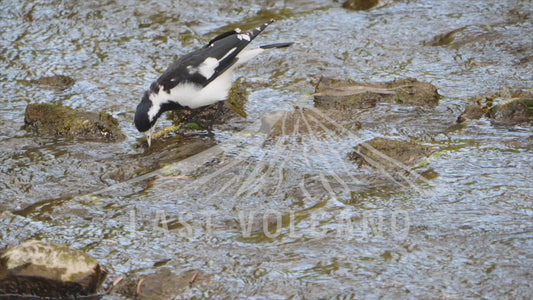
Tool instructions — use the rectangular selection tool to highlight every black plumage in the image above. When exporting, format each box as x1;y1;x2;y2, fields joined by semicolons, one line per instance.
157;20;274;92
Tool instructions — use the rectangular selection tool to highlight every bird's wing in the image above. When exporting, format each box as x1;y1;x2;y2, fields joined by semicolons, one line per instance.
155;20;274;93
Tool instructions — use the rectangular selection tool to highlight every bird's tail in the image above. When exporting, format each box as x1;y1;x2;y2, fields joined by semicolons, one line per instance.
260;42;294;49
250;20;294;49
207;19;276;47
244;19;275;41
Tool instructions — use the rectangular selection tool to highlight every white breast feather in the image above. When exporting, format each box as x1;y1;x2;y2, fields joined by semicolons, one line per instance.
174;70;234;108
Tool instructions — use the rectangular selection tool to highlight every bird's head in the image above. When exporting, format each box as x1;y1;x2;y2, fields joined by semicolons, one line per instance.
134;91;157;146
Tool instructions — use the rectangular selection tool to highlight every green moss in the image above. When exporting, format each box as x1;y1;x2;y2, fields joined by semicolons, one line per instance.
184;122;203;130
227;77;249;118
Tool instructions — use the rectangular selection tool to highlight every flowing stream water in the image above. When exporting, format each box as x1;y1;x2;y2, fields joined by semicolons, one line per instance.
1;0;532;298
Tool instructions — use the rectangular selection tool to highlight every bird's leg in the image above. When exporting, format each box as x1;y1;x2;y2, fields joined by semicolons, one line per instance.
181;105;211;128
206;101;224;134
185;107;202;123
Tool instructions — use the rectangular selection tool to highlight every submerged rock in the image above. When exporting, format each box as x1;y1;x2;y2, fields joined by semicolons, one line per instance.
314;77;439;111
348;137;433;172
343;0;380;11
138;135;216;165
30;75;75;89
264;107;361;138
23;102;125;141
0;240;107;298
426;27;468;47
425;25;511;49
111;268;209;299
265;78;439;140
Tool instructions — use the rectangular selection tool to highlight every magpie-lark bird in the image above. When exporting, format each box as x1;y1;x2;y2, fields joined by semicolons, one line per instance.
134;19;293;146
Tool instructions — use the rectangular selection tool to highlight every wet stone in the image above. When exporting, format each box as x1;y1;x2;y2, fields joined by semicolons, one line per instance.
138;135;216;166
23;102;125;142
342;0;381;11
426;27;468;47
488;96;533;126
457;89;533;126
425;25;509;48
348;137;433;172
30;75;75;90
314;77;440;111
0;240;107;298
457;98;486;123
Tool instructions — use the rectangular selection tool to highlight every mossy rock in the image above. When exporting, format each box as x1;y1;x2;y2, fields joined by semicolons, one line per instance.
314;77;439;111
0;240;107;298
457;89;533;125
226;77;249;119
23;102;125;142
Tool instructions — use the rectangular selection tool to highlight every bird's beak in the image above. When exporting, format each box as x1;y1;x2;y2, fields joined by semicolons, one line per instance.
145;127;154;147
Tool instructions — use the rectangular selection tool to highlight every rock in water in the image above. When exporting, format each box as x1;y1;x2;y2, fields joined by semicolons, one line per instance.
488;97;533;126
0;240;108;298
23;103;125;142
314;77;440;110
457;90;533;125
31;75;76;90
348;137;433;175
343;0;380;11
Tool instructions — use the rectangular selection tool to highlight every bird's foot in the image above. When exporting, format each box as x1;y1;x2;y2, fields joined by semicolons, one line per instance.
205;101;225;133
